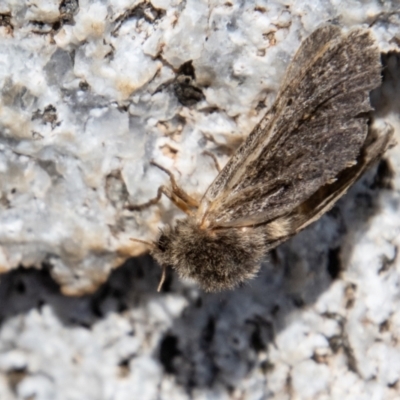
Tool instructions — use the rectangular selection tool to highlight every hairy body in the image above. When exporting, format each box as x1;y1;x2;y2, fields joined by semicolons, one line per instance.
153;219;266;291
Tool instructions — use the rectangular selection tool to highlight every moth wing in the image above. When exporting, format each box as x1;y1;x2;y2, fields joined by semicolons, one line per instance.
262;123;394;251
282;24;342;88
196;26;382;228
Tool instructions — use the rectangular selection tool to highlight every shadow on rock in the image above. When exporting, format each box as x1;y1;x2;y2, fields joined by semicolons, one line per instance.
0;255;164;328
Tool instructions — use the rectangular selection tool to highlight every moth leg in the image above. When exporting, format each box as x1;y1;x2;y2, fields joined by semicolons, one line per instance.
126;185;165;210
157;265;167;292
203;150;221;172
126;185;195;216
150;161;200;208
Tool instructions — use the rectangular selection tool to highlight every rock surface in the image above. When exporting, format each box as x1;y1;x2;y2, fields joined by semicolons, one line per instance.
0;1;399;399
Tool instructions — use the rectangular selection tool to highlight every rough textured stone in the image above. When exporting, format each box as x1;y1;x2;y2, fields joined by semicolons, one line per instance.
0;1;399;399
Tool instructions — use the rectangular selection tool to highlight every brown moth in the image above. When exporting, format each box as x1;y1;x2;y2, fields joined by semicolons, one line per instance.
129;24;394;292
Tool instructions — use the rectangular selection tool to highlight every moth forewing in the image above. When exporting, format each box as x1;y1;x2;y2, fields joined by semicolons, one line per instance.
130;25;392;292
197;26;381;230
262;123;394;249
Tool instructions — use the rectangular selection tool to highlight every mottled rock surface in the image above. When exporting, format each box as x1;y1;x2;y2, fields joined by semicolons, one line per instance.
0;1;400;399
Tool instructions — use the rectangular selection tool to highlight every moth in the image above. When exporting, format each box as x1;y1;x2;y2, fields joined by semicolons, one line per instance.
129;24;393;292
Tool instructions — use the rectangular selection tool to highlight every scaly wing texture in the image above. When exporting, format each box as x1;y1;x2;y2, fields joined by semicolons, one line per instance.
197;25;382;228
261;124;394;251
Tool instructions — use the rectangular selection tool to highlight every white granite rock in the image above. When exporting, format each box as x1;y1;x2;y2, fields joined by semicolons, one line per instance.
0;0;396;295
0;0;400;399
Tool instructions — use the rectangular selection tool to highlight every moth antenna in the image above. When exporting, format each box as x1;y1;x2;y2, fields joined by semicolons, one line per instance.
130;237;155;250
157;265;167;292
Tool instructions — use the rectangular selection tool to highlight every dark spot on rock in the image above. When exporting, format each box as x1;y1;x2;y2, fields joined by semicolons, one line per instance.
327;247;341;279
79;81;89;91
173;61;205;106
159;334;180;373
105;170;129;208
371;158;394;190
15;279;26;294
202;317;215;345
174;76;205;107
292;295;305;308
60;0;79;23
178;60;196;79
113;2;166;36
0;12;13;33
118;357;132;378
7;367;27;394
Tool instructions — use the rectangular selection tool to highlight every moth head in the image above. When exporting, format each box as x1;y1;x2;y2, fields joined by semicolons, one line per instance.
156;231;172;254
152;219;266;292
129;234;171;292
